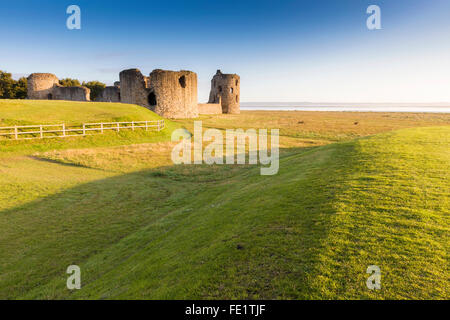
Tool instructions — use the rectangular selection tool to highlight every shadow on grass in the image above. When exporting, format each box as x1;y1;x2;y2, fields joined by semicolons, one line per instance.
28;155;99;170
0;144;352;299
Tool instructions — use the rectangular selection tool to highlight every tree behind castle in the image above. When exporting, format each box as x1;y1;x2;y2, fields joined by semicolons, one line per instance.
0;70;27;99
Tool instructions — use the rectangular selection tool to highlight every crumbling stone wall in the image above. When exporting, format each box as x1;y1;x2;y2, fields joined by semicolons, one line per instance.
27;73;90;101
27;73;59;100
198;103;222;115
53;85;90;101
97;86;120;102
208;70;240;114
119;69;151;108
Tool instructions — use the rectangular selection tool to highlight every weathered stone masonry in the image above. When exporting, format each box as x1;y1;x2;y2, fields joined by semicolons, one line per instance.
97;83;120;102
27;69;240;119
119;69;150;108
148;69;198;119
208;70;240;114
198;102;222;115
27;73;90;101
119;68;198;119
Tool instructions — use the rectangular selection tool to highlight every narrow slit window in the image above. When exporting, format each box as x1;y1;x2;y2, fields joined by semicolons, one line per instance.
179;76;186;88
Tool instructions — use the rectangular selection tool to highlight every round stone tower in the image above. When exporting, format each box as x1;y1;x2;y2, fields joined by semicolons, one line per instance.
147;69;198;119
208;70;240;114
27;73;59;100
119;68;198;119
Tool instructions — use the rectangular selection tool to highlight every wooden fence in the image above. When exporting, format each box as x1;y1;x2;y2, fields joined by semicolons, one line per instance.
0;120;165;140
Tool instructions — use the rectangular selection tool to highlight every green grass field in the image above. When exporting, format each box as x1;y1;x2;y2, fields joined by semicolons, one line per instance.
0;100;181;156
0;99;162;126
0;100;448;299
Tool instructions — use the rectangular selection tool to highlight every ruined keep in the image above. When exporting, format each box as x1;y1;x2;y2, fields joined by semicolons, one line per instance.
119;68;198;119
27;73;90;101
149;69;198;118
208;70;240;114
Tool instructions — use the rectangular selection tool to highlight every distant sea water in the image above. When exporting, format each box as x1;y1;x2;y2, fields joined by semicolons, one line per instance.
241;102;450;113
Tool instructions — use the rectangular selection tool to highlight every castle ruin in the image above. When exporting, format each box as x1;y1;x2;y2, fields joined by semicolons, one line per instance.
119;69;198;118
27;73;90;101
27;68;240;119
208;70;240;114
97;83;121;102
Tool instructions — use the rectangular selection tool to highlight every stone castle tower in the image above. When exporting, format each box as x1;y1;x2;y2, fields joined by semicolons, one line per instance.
27;73;90;101
208;70;240;114
149;69;198;118
27;73;59;100
119;68;198;119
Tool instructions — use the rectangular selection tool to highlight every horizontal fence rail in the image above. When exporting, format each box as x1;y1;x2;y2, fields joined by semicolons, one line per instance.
0;120;165;141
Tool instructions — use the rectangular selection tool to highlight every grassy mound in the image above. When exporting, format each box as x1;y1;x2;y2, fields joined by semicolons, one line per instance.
0;126;448;299
0;100;161;126
0;100;181;155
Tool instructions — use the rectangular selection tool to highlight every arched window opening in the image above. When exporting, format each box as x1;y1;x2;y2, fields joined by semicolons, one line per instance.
47;93;53;100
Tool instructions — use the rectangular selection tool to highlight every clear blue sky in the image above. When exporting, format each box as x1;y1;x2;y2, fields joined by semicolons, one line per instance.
1;0;449;102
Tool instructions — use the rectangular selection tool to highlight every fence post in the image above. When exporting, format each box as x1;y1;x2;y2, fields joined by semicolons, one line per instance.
101;123;104;134
40;125;43;138
14;126;18;140
62;124;66;137
132;121;134;131
145;121;148;131
83;124;86;135
117;122;120;132
157;120;160;131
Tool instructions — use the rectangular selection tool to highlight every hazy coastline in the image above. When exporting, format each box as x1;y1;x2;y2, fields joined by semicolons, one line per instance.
241;102;450;113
